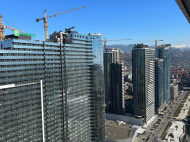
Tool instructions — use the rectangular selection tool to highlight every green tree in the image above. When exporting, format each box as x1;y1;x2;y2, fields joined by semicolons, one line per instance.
168;133;174;138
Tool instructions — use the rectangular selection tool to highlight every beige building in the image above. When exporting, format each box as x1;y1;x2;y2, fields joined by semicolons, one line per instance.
170;84;178;101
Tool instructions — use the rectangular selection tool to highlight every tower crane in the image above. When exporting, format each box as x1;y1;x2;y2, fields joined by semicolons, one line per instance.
36;6;85;41
101;38;132;50
133;39;163;48
155;39;163;48
0;15;25;41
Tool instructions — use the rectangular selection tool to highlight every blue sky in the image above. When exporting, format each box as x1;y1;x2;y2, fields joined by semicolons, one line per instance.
0;0;189;47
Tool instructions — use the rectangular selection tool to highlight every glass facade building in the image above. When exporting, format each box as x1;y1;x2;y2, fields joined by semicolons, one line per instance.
132;44;155;123
155;58;164;114
156;44;171;104
0;30;105;142
104;48;125;114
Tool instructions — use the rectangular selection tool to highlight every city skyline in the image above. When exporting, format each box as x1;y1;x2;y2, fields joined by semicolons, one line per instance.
0;1;190;141
0;0;189;47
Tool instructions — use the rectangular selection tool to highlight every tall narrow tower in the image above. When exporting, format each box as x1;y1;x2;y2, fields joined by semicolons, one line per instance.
156;44;171;104
132;44;155;123
155;58;164;114
104;48;125;114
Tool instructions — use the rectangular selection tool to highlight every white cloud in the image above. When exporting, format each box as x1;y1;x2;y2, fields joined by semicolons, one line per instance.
172;44;190;48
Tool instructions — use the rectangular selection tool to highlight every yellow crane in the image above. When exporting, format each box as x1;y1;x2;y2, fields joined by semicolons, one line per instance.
36;6;85;41
0;15;25;41
101;38;132;50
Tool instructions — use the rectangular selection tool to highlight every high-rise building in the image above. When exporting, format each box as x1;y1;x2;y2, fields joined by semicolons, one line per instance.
155;58;164;114
104;48;125;114
132;44;155;123
0;29;105;142
156;44;171;104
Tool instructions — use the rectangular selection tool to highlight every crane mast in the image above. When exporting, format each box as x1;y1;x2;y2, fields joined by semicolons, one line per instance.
155;39;163;48
36;6;85;41
0;15;25;41
0;15;4;41
43;10;48;42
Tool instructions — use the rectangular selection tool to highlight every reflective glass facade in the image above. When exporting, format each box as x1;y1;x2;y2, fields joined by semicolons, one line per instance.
156;44;171;104
104;53;112;112
155;59;164;114
0;31;105;142
104;48;125;114
132;44;155;123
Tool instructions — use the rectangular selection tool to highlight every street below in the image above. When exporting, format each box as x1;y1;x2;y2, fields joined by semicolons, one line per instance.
144;91;188;142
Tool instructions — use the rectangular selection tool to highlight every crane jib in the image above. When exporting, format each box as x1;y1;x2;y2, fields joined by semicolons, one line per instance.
36;6;85;40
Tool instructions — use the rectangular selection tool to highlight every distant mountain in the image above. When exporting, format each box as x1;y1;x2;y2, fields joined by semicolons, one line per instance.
106;44;158;54
170;48;190;64
106;44;135;54
106;44;190;68
123;52;132;66
171;47;190;52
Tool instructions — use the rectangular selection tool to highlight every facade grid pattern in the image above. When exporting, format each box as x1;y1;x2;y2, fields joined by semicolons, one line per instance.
0;31;105;142
104;48;125;114
132;44;155;123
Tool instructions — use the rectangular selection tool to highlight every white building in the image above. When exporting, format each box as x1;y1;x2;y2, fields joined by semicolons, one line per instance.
170;84;178;101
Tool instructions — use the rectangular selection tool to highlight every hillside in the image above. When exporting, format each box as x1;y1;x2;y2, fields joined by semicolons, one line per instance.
123;52;132;67
106;44;190;68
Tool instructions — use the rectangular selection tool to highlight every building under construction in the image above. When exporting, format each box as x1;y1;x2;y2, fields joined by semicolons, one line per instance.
0;28;105;142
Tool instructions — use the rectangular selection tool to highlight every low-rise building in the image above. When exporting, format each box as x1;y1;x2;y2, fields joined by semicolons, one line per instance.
170;84;178;101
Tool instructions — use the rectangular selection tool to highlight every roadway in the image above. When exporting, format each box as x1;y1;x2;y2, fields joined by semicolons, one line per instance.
143;91;188;142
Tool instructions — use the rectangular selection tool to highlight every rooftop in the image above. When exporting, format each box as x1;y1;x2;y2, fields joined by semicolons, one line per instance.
157;44;171;49
133;43;152;50
88;33;102;35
